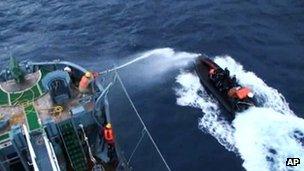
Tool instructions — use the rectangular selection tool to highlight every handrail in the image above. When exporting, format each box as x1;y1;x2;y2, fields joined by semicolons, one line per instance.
22;125;39;171
43;133;61;171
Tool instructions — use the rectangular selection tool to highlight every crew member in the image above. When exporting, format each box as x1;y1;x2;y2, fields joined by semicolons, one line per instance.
103;123;117;162
64;66;77;85
103;123;115;145
210;68;232;92
228;87;254;100
211;69;225;90
79;71;93;94
64;66;72;73
224;68;230;77
228;87;240;98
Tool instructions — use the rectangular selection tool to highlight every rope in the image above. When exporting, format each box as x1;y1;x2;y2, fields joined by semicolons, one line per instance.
116;72;171;171
127;128;146;164
91;81;114;127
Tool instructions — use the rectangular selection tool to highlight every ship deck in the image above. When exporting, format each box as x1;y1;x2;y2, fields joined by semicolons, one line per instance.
0;71;45;141
0;70;45;106
0;69;95;142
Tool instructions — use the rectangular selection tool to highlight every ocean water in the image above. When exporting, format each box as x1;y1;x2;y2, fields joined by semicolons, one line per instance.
175;56;304;171
0;1;303;171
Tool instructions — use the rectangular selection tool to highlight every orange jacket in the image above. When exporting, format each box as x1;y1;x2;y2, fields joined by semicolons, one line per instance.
228;87;251;100
236;87;251;100
79;76;90;89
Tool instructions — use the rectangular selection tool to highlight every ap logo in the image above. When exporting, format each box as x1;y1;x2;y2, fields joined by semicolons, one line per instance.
286;158;300;166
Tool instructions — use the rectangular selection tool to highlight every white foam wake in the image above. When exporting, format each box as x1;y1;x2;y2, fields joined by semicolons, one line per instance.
175;55;304;171
175;71;236;151
213;56;294;115
233;107;304;171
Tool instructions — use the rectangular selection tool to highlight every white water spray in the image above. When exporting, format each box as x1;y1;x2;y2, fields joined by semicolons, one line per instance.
100;48;199;74
175;55;304;171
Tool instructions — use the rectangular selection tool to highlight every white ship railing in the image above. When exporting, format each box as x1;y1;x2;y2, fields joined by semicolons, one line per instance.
22;125;39;171
43;133;61;171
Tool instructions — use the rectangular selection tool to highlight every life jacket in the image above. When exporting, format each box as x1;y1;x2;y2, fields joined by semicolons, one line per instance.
103;128;114;144
228;87;251;100
235;87;251;100
79;76;90;89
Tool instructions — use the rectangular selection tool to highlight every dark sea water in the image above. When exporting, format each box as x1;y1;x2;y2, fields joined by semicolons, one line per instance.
0;1;303;171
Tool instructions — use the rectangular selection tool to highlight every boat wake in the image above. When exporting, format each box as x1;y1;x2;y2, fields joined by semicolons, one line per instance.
175;56;304;171
175;71;236;151
234;107;304;171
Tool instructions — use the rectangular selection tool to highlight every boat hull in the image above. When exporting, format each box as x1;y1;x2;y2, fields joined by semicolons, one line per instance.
194;57;255;119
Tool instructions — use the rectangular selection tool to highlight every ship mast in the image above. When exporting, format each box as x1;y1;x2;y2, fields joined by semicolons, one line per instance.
9;56;24;83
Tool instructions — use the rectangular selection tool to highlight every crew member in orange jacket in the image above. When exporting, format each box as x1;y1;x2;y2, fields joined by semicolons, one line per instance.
228;87;254;99
103;123;117;163
103;123;115;145
79;71;93;94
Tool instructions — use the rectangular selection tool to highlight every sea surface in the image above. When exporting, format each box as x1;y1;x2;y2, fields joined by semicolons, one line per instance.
0;1;303;171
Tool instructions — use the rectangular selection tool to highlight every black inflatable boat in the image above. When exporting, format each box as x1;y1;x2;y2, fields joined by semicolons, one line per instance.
194;56;255;118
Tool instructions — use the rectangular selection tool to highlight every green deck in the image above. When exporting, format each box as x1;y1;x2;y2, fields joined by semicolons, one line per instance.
0;133;9;142
0;70;45;106
10;85;41;105
24;104;41;131
0;69;49;136
0;90;8;106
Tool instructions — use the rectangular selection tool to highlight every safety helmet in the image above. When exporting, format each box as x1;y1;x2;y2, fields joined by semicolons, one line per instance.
106;123;112;129
247;92;254;98
85;71;92;78
64;66;72;72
